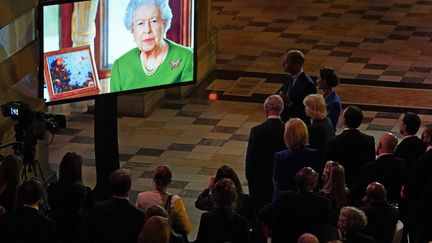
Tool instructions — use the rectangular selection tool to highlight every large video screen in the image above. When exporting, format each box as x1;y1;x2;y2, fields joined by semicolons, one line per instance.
40;0;196;105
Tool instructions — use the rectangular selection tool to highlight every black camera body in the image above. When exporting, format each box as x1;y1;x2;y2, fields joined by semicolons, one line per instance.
1;101;66;140
1;101;31;121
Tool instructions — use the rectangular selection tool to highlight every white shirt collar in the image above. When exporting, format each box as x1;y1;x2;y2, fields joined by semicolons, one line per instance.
291;69;303;82
343;127;358;131
402;134;417;140
377;153;393;159
268;115;281;119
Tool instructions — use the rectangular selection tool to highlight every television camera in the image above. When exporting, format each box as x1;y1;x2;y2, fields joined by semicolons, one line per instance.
1;101;66;178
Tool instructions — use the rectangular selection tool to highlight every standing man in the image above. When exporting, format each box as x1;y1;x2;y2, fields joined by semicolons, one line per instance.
246;94;286;211
279;50;316;125
351;133;406;206
324;105;375;188
246;95;286;242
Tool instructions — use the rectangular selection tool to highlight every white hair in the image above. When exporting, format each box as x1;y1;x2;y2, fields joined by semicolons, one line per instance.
124;0;173;35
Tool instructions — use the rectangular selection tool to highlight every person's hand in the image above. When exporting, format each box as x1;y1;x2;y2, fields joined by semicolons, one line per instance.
207;175;216;189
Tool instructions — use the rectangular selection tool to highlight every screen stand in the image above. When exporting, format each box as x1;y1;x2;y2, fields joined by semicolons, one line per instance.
93;95;120;201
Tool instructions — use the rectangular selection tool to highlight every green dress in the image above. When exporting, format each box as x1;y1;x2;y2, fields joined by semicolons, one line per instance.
110;38;193;92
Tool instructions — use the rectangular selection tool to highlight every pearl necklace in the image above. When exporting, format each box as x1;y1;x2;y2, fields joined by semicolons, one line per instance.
140;44;167;76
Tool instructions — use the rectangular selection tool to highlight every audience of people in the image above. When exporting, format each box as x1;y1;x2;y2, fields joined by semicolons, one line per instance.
2;92;432;243
195;178;251;243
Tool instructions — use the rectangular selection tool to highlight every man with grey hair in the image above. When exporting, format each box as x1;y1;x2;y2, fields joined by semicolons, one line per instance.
279;50;316;124
352;133;407;206
245;95;286;241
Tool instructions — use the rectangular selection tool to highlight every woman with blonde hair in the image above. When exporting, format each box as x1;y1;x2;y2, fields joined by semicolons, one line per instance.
272;118;320;199
138;216;171;243
304;94;335;149
320;161;349;211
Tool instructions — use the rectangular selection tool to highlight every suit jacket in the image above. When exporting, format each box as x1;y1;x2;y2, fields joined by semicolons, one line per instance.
352;154;407;205
280;72;317;124
85;197;146;243
344;231;377;243
325;91;342;131
416;178;432;242
324;129;375;188
195;208;250;243
273;147;320;198
0;206;59;243
394;136;426;174
361;202;399;243
259;190;335;243
245;118;286;209
404;149;432;210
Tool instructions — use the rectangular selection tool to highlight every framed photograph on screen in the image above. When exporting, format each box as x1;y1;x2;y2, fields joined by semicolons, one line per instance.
43;45;100;101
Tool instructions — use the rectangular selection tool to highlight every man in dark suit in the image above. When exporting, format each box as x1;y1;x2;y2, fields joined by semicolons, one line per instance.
404;124;432;243
245;94;286;212
395;112;426;174
394;113;425;243
361;182;399;243
85;169;145;243
279;50;317;125
324;105;375;188
352;133;407;206
0;180;59;243
259;167;335;243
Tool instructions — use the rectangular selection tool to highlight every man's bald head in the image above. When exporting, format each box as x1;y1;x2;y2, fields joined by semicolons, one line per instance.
298;233;319;243
364;182;387;203
377;132;398;154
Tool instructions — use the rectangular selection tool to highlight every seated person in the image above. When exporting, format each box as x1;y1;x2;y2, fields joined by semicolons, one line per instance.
0;179;59;243
85;169;145;243
338;206;376;243
136;165;192;240
195;178;251;243
145;205;184;243
138;216;171;243
195;165;254;223
361;182;399;243
260;167;336;243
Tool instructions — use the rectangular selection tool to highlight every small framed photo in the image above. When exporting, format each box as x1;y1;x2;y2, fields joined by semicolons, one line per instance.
43;45;100;102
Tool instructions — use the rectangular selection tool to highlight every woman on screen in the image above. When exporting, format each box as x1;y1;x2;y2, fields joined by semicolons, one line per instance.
110;0;193;92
